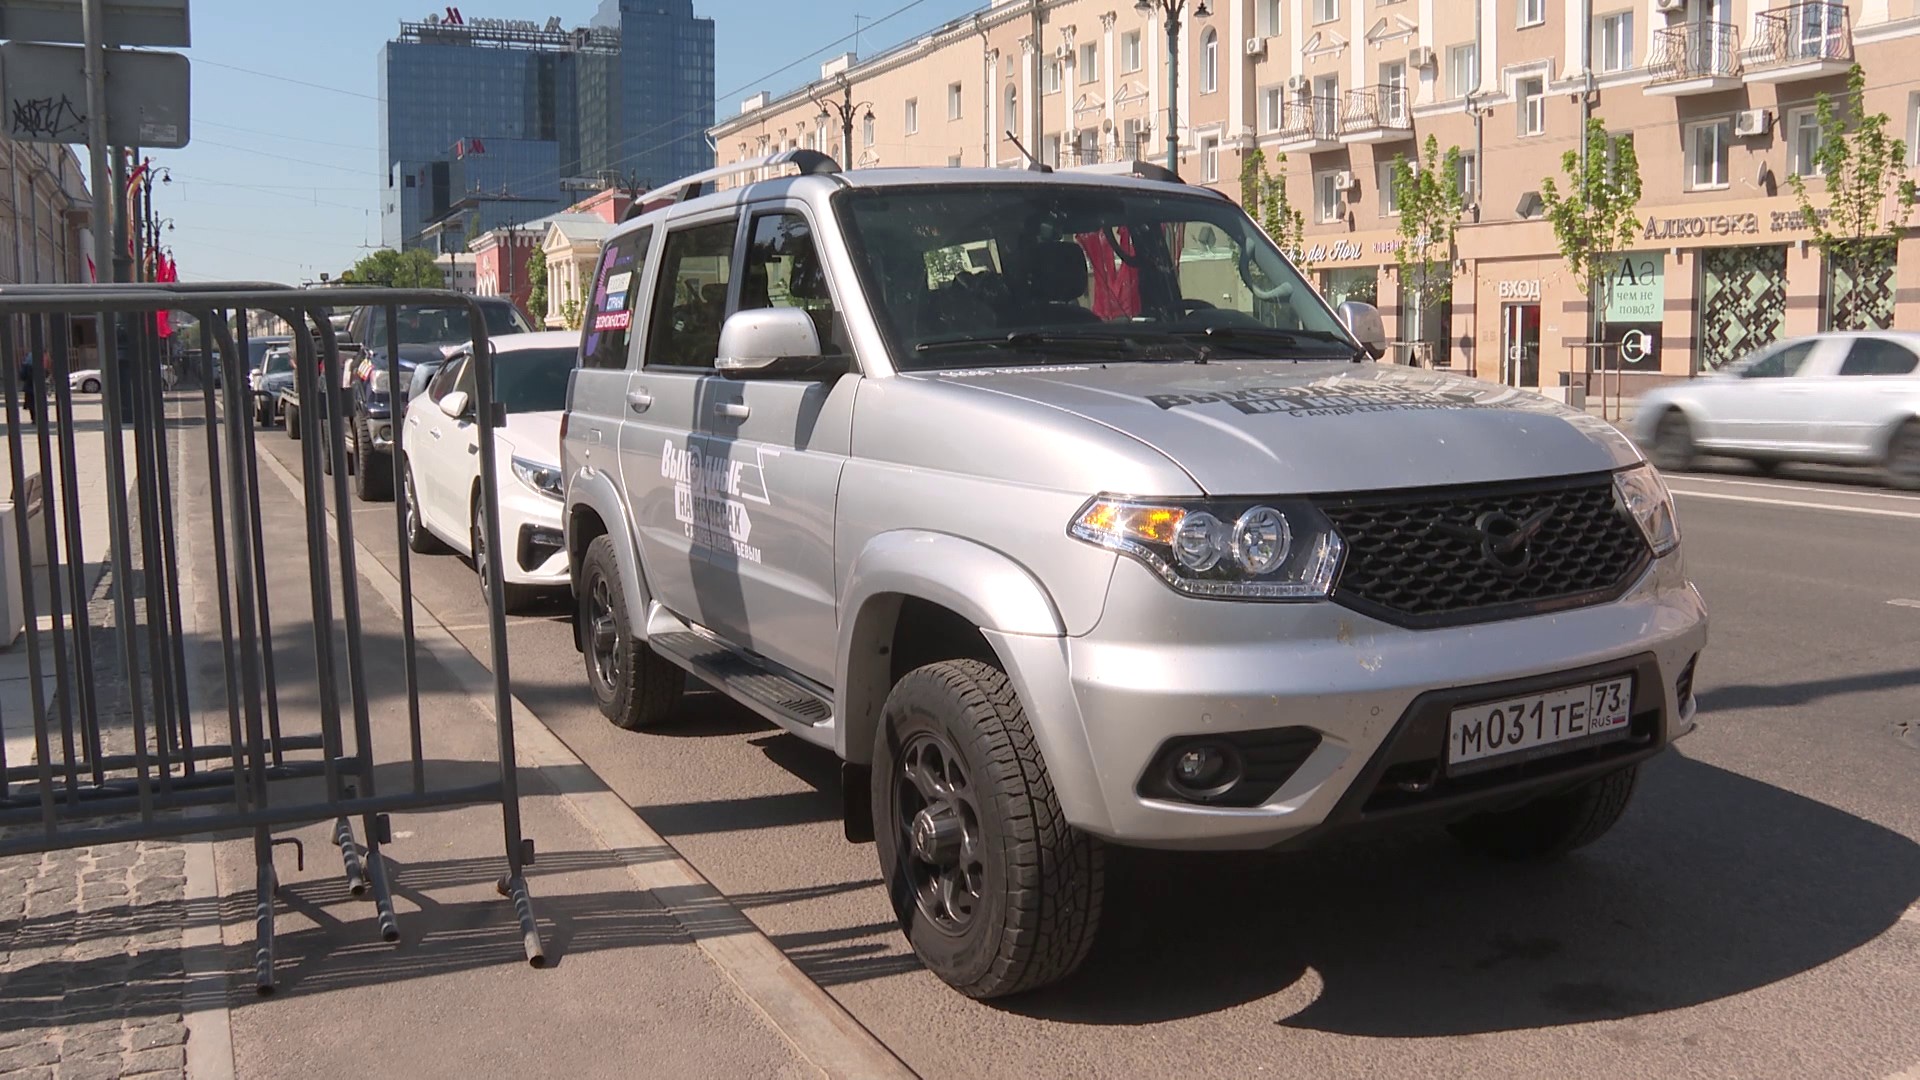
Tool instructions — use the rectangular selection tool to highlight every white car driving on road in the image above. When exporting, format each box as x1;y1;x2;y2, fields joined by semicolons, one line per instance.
400;330;575;611
1633;331;1920;487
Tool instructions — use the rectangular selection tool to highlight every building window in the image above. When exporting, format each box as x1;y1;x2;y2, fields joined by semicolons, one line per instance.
1261;85;1285;131
1378;159;1403;216
905;98;919;135
1259;0;1284;36
1200;30;1219;93
862;113;876;147
1454;151;1477;201
1005;85;1019;138
1788;108;1822;177
1043;134;1062;167
1518;0;1544;28
949;82;964;120
1313;0;1338;25
1597;11;1634;72
1910;93;1920;167
1447;44;1478;99
1517;76;1545;136
1080;42;1099;83
1201;135;1220;181
1315;170;1344;223
1380;61;1407;123
1043;58;1063;94
1122;30;1143;73
1687;119;1730;189
1123;116;1147;157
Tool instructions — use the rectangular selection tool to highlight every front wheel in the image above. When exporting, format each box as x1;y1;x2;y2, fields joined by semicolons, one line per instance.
403;464;449;555
1887;420;1920;491
873;659;1104;999
1448;764;1640;861
471;502;538;614
353;420;393;501
80;377;100;393
1650;410;1696;472
284;403;301;440
579;534;682;730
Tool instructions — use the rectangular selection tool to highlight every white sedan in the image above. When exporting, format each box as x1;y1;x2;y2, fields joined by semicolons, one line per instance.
1633;331;1920;488
400;331;576;611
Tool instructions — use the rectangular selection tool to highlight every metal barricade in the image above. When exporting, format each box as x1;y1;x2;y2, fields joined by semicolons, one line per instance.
0;284;543;991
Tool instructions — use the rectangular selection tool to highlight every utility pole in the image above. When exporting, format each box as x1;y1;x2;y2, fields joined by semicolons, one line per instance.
81;0;112;284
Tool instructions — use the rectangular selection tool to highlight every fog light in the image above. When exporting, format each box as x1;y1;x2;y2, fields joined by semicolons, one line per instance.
1168;743;1240;798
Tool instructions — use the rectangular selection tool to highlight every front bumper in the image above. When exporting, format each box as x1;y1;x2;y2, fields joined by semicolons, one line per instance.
496;479;567;587
1012;554;1707;851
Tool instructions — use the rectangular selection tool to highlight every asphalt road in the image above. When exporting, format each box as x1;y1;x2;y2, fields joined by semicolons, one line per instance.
254;422;1920;1080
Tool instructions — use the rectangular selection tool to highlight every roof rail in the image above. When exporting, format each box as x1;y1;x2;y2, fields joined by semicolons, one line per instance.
1064;159;1186;185
630;149;841;218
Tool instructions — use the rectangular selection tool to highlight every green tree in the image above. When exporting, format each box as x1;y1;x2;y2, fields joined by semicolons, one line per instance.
1788;63;1918;330
559;297;583;332
524;248;549;326
1541;117;1644;328
347;247;447;289
1389;135;1466;351
1238;147;1309;269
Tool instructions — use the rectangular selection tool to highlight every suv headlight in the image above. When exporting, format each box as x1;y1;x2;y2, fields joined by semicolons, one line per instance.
1070;496;1344;600
1614;463;1679;557
511;456;564;502
367;368;391;395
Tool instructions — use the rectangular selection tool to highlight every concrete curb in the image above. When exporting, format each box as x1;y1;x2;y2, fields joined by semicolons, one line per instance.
255;440;917;1080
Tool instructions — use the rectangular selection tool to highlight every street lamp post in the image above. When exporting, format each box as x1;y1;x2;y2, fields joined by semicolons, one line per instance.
813;80;873;167
1135;0;1210;178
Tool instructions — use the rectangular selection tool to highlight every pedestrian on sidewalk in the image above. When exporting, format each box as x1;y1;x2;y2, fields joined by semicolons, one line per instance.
16;352;38;427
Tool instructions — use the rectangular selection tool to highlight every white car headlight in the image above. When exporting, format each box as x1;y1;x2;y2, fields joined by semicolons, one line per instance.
510;456;564;502
1070;496;1344;600
1614;463;1680;557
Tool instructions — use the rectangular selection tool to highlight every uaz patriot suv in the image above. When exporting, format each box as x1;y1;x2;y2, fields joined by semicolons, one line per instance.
560;151;1708;999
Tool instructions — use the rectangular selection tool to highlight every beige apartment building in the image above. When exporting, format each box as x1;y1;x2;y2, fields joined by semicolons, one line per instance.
712;0;1920;393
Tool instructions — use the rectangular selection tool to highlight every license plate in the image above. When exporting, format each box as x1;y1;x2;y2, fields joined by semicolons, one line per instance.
1446;676;1634;773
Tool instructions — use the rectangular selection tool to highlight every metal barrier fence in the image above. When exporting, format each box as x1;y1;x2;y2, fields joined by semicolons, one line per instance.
0;284;542;990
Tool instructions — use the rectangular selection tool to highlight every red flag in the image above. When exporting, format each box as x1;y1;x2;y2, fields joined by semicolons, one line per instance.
156;254;176;337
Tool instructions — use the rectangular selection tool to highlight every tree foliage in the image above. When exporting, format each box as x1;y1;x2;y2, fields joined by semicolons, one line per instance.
1787;63;1917;327
347;248;447;289
1239;148;1309;269
1541;117;1643;317
560;297;583;332
1389;135;1465;312
524;247;549;326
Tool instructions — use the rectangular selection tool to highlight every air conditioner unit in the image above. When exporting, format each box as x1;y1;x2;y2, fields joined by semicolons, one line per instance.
1408;46;1436;69
1287;74;1309;93
1733;107;1772;137
1333;169;1356;192
1653;0;1685;12
1246;37;1268;58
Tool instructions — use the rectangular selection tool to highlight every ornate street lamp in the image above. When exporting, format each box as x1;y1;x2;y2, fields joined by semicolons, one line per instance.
1134;0;1210;177
812;79;874;167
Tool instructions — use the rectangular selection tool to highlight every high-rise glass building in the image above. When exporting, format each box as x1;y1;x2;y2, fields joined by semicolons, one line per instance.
379;4;713;251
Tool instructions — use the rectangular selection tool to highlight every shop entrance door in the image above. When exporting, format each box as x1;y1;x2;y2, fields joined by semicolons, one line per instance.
1501;302;1541;387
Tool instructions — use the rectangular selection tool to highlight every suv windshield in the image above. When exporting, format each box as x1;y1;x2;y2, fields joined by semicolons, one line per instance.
387;303;532;346
835;184;1354;370
491;347;574;414
263;349;292;375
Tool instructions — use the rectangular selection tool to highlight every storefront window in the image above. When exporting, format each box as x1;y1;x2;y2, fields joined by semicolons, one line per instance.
1699;245;1787;371
1318;267;1377;307
1826;249;1896;332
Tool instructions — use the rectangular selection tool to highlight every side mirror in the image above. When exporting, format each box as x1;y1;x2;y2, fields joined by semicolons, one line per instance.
715;308;846;380
1336;301;1388;360
439;390;471;419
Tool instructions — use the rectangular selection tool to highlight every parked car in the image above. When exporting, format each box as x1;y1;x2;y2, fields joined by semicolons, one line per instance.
1634;331;1920;487
68;368;102;393
560;155;1709;999
400;331;573;611
244;335;291;377
249;345;295;427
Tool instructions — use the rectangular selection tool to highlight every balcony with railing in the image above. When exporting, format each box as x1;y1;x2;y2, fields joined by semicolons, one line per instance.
1747;3;1852;82
1271;97;1343;153
1648;22;1743;95
1340;85;1413;142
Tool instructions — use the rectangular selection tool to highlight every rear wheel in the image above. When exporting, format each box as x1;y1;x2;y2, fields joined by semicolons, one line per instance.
873;659;1103;999
1448;764;1640;861
579;534;682;730
403;464;448;555
80;377;100;393
1649;410;1695;472
1888;420;1920;491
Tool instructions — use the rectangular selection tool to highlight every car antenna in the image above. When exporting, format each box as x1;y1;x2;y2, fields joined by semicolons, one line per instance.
1006;132;1052;173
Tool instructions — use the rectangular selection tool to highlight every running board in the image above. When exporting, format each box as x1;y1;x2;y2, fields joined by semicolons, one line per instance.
648;631;836;731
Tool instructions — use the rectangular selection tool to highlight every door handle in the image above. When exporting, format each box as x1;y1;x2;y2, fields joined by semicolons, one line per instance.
628;389;653;412
714;401;751;420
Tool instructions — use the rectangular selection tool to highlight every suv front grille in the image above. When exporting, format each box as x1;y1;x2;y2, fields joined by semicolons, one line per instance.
1320;473;1651;629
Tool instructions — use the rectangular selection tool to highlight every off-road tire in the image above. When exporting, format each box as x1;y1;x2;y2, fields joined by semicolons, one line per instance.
1888;420;1920;491
873;659;1104;999
284;403;301;441
402;463;449;555
1449;764;1640;861
1650;410;1695;473
354;419;393;501
579;534;682;729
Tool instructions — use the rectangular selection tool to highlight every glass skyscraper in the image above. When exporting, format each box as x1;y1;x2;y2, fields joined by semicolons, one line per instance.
379;4;714;251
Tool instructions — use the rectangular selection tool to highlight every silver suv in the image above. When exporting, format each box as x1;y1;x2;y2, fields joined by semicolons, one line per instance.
561;152;1708;999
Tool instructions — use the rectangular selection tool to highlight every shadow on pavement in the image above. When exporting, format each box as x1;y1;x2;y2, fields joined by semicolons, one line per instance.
1004;753;1920;1033
1700;667;1920;711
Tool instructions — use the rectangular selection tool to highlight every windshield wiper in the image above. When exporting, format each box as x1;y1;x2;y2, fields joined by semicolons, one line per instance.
1169;325;1364;360
915;329;1157;356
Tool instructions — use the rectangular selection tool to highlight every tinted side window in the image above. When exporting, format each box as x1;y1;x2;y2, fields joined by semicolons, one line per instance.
582;227;652;370
740;212;846;354
364;308;387;348
1838;338;1920;377
646;220;737;370
1740;341;1815;379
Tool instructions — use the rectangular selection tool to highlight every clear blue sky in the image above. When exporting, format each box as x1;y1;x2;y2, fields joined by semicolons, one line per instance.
157;0;980;284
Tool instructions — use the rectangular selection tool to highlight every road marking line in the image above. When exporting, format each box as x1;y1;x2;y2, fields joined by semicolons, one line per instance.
255;445;917;1080
1672;476;1920;502
1889;600;1920;610
1670;489;1920;520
